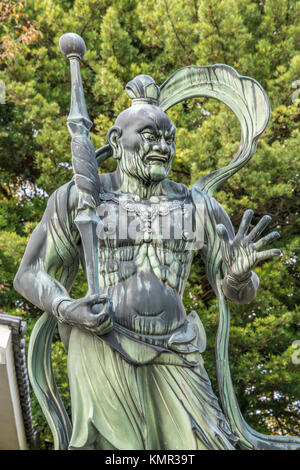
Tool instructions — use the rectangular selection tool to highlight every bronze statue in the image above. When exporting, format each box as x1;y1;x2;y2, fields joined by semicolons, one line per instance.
14;33;300;450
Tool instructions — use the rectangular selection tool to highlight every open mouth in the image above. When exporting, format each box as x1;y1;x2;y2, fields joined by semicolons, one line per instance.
145;154;169;164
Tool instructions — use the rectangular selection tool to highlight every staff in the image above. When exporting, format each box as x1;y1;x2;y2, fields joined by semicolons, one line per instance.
59;33;100;297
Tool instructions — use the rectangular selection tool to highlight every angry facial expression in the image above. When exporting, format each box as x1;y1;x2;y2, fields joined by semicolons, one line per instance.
111;104;176;184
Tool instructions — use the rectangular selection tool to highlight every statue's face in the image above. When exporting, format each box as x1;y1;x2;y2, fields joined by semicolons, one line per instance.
111;104;176;184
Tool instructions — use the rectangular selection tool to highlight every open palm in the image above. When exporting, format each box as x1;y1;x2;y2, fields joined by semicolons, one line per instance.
217;209;282;279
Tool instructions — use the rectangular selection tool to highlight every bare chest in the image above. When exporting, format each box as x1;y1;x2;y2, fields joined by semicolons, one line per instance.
95;194;196;293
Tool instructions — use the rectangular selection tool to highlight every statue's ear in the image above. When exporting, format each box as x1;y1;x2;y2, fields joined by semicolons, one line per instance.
106;126;122;159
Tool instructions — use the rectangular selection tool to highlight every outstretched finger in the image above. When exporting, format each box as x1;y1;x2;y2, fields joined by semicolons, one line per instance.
217;224;230;243
256;248;282;262
91;297;113;315
86;294;110;306
253;231;280;250
247;215;272;241
236;209;254;239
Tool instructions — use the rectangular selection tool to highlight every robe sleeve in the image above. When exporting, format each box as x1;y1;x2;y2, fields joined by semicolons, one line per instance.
14;179;81;316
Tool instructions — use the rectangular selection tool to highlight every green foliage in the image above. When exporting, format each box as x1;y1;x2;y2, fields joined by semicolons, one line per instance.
0;0;299;447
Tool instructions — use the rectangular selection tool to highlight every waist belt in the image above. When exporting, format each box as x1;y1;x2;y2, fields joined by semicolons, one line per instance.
101;311;207;366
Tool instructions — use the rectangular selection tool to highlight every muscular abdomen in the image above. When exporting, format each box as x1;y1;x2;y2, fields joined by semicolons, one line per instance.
98;241;193;336
108;270;186;335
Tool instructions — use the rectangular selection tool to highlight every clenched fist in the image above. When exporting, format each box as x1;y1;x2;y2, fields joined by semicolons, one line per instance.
56;294;114;336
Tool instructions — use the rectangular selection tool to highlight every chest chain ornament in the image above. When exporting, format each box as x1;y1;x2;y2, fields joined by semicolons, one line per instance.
21;32;300;451
98;192;186;242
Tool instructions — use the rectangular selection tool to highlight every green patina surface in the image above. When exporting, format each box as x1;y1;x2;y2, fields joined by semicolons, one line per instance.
13;33;299;450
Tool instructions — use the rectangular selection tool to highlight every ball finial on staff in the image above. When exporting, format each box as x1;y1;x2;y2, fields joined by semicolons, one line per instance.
59;32;86;60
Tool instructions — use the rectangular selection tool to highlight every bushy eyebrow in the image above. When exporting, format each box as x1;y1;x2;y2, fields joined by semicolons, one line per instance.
164;125;176;138
139;126;176;141
139;125;158;134
137;121;176;137
168;125;176;136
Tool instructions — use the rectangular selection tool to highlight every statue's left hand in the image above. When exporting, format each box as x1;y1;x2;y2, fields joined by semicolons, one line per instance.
216;209;282;281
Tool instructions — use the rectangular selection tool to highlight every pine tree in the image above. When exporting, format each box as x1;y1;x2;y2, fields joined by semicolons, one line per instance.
0;0;299;446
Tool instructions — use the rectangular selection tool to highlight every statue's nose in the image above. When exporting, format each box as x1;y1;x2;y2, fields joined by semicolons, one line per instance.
153;137;169;154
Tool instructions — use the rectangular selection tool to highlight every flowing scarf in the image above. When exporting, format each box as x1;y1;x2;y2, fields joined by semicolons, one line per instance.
28;65;300;450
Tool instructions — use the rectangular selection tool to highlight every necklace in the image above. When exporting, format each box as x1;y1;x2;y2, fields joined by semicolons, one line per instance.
99;192;186;242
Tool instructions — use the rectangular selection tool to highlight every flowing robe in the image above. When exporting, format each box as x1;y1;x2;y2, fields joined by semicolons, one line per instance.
35;176;239;450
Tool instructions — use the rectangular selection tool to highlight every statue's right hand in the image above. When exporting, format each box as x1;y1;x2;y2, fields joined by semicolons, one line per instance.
57;294;113;336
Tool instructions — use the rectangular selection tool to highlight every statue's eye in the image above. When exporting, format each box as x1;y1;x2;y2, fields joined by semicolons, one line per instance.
166;136;175;145
142;132;157;141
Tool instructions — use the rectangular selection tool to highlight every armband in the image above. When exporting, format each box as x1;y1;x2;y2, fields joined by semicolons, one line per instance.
52;296;72;320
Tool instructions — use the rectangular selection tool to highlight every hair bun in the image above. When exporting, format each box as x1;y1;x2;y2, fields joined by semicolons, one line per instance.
125;75;160;106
